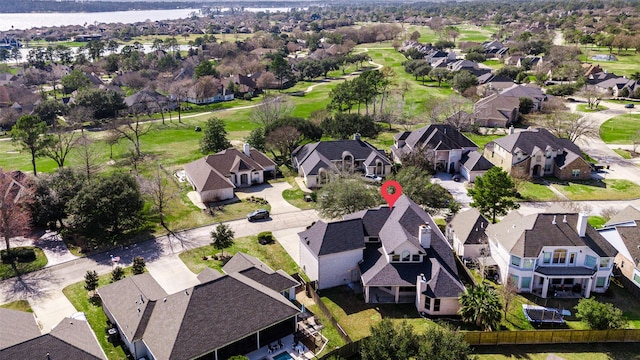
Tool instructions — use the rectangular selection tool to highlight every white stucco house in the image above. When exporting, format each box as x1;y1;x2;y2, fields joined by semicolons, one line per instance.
486;209;618;298
298;195;465;316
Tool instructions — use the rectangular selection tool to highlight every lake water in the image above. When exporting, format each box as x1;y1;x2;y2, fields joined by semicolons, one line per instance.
0;7;297;31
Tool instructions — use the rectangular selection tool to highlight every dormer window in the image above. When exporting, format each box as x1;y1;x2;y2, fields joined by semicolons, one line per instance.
392;254;400;262
402;250;410;262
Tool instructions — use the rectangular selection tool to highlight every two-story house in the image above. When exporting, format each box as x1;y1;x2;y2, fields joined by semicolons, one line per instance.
298;195;465;316
291;135;392;188
483;127;592;180
598;205;640;290
486;209;618;298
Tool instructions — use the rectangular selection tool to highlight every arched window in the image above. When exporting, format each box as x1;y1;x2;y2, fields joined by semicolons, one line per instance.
402;250;410;262
376;160;383;175
342;153;353;171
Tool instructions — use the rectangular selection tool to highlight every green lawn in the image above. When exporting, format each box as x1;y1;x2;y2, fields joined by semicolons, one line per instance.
304;303;347;358
613;148;634;159
318;286;435;341
463;133;503;150
0;300;33;312
178;235;302;276
576;104;609;112
553;179;640;201
482;59;504;70
516;181;558;201
600;114;640;144
588;216;607;229
579;45;640;78
63;268;134;360
0;248;48;280
282;178;315;210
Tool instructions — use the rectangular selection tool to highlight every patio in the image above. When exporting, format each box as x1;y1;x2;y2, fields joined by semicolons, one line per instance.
245;334;319;360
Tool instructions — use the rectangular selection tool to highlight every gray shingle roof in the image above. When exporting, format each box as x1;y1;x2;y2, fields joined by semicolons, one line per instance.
490;127;582;157
448;208;489;246
605;205;640;226
461;151;494;172
400;124;478;154
0;317;107;359
487;211;618;258
223;252;298;292
292;140;390;176
0;308;40;350
343;206;391;237
298;219;366;256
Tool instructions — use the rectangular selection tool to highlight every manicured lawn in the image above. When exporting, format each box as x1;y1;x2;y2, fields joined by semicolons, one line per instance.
318;286;435;341
600;113;640;144
516;181;558;201
475;343;640;360
179;235;302;276
0;247;48;280
482;59;504;70
553;179;640;201
613;148;634;159
304;303;347;358
576;104;608;112
0;300;33;312
588;216;607;229
463;133;503;150
282;179;315;210
579;46;640;77
63;268;134;360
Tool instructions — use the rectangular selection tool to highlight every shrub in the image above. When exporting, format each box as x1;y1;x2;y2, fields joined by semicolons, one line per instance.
111;266;125;282
132;256;146;275
575;298;627;330
258;231;274;245
546;84;576;96
1;247;36;263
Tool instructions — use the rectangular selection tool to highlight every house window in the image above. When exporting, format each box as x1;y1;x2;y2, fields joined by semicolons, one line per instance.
595;276;607;288
433;299;441;312
569;253;576;265
511;255;521;267
600;258;610;268
523;259;535;269
511;275;519;287
425;297;431;310
553;249;567;264
412;255;420;262
585;255;596;268
552;278;562;285
369;237;379;242
572;169;581;178
634;273;640;285
536;155;541;162
544;164;551;172
521;277;532;289
392;255;400;262
543;252;551;264
402;250;410;262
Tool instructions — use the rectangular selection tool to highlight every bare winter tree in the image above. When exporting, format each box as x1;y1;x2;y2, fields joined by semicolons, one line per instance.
423;94;472;130
265;126;301;165
43;125;77;168
250;94;294;127
498;276;519;319
139;164;178;229
109;112;151;160
0;169;33;254
65;106;94;132
632;129;640;154
74;133;102;182
544;112;597;143
169;79;193;123
579;88;604;110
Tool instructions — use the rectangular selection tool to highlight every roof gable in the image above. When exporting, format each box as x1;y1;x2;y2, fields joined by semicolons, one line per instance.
298;219;366;256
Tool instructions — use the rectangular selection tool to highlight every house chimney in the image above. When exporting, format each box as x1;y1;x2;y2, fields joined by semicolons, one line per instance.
509;125;515;135
552;215;556;225
419;224;431;248
563;215;567;223
354;133;361;141
577;212;588;237
243;143;251;157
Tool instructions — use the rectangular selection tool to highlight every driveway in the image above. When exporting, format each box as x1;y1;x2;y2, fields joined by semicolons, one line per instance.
146;255;200;294
272;227;308;266
433;172;472;208
235;182;301;215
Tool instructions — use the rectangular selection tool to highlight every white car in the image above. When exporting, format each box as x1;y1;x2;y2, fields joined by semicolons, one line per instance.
364;174;382;183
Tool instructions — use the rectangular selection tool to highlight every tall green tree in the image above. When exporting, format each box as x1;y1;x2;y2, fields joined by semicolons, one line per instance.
417;325;474;360
68;173;144;243
200;117;232;154
316;176;382;218
74;88;126;119
84;270;99;294
468;167;519;223
211;223;235;258
11;115;52;176
451;70;478;94
392;166;460;215
31;168;83;229
270;54;293;89
60;68;90;94
361;320;420;360
459;283;502;331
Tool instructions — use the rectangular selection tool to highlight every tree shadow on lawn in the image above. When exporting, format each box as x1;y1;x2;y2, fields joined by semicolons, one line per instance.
320;286;421;319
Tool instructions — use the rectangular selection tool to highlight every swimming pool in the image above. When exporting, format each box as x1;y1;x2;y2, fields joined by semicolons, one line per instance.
272;351;294;360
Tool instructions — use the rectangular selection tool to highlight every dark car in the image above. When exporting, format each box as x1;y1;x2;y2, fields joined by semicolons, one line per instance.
625;103;635;109
247;209;269;222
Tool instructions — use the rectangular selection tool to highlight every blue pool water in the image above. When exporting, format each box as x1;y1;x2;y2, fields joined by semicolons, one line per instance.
272;351;294;360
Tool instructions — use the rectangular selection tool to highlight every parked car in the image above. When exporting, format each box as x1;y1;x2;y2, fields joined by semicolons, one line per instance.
625;103;635;108
363;174;382;183
247;209;269;222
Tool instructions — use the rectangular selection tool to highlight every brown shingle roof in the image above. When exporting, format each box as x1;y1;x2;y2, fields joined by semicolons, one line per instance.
0;308;40;350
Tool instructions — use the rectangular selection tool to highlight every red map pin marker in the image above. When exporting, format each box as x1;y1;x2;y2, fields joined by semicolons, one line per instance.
380;180;402;209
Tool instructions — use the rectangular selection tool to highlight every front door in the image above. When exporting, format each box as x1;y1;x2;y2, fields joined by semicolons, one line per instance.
240;174;248;185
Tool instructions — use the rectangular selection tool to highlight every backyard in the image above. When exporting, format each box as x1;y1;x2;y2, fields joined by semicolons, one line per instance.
600;113;640;144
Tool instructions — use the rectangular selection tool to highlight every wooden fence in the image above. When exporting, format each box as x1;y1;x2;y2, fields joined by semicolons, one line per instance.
305;283;353;344
464;328;640;346
613;270;640;299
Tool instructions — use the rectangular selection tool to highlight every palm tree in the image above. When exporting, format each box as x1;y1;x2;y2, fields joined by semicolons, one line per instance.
459;283;502;331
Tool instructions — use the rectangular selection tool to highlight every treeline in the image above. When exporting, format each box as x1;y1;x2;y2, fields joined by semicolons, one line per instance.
0;1;200;13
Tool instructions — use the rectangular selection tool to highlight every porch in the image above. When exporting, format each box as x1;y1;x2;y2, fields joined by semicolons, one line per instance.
366;286;416;304
532;267;596;298
246;334;318;360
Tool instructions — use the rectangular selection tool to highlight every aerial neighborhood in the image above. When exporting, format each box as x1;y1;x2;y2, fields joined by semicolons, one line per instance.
3;0;640;359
